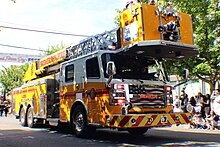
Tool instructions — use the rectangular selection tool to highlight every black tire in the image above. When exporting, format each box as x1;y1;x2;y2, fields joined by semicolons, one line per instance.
127;128;148;136
71;105;94;137
27;107;35;128
19;107;27;127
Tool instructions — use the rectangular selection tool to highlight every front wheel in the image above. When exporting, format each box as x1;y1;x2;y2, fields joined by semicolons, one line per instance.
127;128;148;136
71;105;94;137
19;107;27;126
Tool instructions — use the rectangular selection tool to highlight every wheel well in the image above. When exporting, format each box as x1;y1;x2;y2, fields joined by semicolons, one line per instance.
27;104;31;111
70;101;87;122
19;105;23;117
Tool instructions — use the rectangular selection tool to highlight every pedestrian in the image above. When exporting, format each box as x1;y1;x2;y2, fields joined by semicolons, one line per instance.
197;92;206;118
189;96;197;107
193;95;202;114
173;95;179;104
0;104;3;117
204;94;211;118
180;92;188;113
189;94;206;128
206;110;219;130
173;97;183;113
212;89;220;116
187;96;197;113
3;101;9;117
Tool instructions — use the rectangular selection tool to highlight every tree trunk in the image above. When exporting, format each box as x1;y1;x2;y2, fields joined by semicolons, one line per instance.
209;81;216;94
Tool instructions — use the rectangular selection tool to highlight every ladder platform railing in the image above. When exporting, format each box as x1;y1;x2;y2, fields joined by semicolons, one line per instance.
67;28;118;59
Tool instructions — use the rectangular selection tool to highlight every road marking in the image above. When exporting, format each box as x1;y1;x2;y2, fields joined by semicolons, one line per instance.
162;141;220;146
23;136;35;139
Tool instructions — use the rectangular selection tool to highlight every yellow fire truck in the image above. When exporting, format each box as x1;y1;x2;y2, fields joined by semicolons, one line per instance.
11;2;198;137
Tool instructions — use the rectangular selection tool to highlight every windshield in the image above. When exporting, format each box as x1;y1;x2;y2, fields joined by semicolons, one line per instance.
102;53;167;81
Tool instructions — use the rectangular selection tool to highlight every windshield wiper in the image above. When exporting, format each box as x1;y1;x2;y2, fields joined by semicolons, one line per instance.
137;79;144;83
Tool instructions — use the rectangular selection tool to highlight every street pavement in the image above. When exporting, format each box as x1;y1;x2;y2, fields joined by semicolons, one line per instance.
0;114;220;147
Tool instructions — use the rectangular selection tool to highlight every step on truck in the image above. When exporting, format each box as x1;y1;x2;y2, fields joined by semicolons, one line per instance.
11;2;198;137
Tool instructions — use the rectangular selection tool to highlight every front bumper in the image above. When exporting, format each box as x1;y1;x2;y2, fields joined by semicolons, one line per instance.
106;113;192;128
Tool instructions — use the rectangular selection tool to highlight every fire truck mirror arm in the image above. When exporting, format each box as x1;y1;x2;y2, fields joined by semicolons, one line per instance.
106;61;116;87
173;69;189;89
106;61;116;76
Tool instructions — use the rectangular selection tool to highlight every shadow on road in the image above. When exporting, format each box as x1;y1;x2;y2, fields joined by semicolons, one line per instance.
47;125;220;146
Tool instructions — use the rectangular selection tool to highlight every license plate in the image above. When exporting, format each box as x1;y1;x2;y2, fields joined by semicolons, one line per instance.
139;94;157;99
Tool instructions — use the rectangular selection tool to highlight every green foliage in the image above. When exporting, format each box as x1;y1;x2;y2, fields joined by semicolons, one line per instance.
0;64;28;94
116;0;219;91
114;9;122;27
0;43;67;95
40;42;67;56
169;0;220;91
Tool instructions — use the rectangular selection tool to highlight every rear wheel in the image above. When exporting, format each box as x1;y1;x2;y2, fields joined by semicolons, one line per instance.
27;107;35;128
19;107;27;126
127;128;148;136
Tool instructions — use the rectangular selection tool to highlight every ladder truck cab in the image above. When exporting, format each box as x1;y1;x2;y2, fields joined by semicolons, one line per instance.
11;2;198;137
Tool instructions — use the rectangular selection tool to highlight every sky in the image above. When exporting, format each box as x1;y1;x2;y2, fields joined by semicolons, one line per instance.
0;0;124;69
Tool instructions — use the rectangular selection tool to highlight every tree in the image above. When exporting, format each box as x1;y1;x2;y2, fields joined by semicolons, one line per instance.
41;42;67;56
0;43;67;95
168;0;220;93
117;0;219;93
0;65;28;95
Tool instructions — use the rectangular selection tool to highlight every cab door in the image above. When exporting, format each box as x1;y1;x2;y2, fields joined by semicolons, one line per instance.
84;56;105;123
59;62;76;121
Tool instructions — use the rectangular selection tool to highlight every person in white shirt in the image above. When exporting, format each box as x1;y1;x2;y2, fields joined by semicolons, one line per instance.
173;96;183;113
212;89;220;116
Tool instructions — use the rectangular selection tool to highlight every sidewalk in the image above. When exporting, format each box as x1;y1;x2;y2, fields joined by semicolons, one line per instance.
0;114;23;130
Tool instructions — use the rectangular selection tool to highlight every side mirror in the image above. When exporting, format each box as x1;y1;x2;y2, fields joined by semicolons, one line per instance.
106;61;116;76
